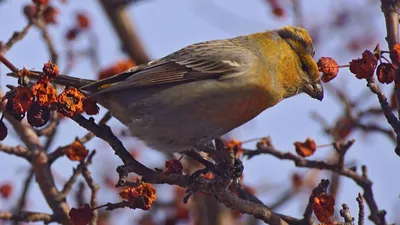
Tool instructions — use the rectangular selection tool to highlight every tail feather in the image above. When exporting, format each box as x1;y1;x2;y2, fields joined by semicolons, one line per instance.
53;74;95;87
7;71;96;88
6;68;140;95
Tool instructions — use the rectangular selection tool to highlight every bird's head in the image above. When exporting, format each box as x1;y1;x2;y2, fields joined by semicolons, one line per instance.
277;26;323;101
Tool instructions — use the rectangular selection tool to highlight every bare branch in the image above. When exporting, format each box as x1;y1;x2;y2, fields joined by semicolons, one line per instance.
33;20;58;63
340;204;355;224
1;5;45;53
0;143;31;160
12;169;34;225
366;80;400;133
81;157;100;225
356;193;365;225
0;211;55;223
98;0;150;64
61;151;96;198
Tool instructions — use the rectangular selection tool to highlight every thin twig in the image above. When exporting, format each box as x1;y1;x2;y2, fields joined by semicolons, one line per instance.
356;193;365;225
242;139;382;225
33;21;58;63
0;144;31;160
79;111;112;144
12;169;34;225
81;160;100;225
1;5;45;53
60;151;96;198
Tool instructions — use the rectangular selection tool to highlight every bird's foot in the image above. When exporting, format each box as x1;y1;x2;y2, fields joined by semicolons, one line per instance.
182;149;217;181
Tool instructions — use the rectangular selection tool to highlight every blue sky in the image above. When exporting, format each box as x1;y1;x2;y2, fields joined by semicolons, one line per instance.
0;0;398;224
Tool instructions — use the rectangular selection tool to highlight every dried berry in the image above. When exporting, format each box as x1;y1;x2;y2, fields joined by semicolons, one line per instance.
119;182;156;210
63;140;88;162
42;61;59;78
12;86;34;114
376;63;396;84
272;7;285;17
76;12;90;29
165;159;183;175
18;67;31;77
0;183;12;199
333;117;355;140
43;6;58;25
292;173;303;190
0;120;8;141
349;50;378;79
226;139;242;156
312;193;335;223
267;0;285;18
27;102;50;127
390;43;400;66
98;59;136;80
294;138;317;157
83;97;99;115
69;204;93;225
317;57;339;83
23;4;37;21
200;172;215;180
32;0;49;5
6;99;25;121
57;87;85;117
31;81;58;106
65;28;80;41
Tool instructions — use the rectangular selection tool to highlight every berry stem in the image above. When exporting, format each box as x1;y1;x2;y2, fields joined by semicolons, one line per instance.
91;203;108;211
316;143;333;148
241;136;269;144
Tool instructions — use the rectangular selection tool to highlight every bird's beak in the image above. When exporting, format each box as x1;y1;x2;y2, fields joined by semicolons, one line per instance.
303;81;324;101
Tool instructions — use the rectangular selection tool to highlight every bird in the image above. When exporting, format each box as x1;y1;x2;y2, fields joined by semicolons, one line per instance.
13;26;323;153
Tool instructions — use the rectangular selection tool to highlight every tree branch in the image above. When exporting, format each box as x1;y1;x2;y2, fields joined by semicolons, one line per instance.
0;211;55;223
98;0;150;64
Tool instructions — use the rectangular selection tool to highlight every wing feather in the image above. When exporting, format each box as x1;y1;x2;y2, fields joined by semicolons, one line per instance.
84;38;256;95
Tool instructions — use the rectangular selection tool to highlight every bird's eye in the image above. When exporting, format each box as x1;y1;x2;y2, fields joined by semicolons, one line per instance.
302;64;309;73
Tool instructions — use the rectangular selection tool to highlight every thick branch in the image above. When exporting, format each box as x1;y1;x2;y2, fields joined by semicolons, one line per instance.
71;114;289;225
60;151;96;198
98;0;150;64
381;0;400;142
0;93;72;224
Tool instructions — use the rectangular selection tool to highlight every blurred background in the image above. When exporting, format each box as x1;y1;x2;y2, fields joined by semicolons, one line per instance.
0;0;399;224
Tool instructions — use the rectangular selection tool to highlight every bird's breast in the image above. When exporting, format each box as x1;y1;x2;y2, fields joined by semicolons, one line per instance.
99;77;280;153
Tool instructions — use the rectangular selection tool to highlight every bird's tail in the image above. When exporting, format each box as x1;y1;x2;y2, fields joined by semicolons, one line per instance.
7;71;96;88
7;67;137;94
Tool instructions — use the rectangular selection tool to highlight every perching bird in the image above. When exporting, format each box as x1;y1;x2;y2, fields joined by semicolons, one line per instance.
20;26;324;153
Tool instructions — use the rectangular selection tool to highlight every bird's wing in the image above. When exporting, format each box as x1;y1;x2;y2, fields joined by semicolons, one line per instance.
83;38;256;95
